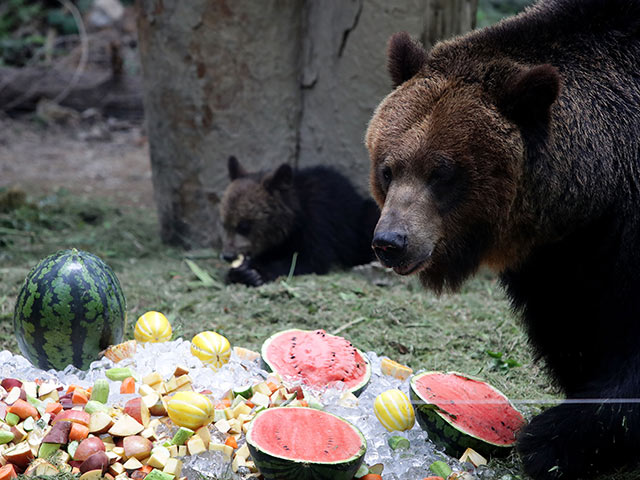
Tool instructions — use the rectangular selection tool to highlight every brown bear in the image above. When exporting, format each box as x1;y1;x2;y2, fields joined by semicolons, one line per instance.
219;156;379;286
366;1;640;479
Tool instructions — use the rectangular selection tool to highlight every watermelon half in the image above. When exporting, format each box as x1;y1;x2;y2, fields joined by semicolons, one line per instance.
246;407;366;480
13;249;127;371
410;371;526;458
261;329;371;396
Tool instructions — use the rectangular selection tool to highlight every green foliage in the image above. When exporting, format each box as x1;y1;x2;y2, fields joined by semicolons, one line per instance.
477;0;536;28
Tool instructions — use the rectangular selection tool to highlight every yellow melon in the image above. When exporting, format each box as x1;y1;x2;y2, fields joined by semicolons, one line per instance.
134;311;172;343
167;391;214;429
373;389;415;432
190;331;231;370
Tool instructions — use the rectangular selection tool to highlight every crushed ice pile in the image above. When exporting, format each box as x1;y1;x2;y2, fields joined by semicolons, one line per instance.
0;341;503;480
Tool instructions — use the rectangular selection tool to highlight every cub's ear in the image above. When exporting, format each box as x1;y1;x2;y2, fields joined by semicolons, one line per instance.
264;164;293;192
498;64;561;125
228;156;247;180
387;32;427;88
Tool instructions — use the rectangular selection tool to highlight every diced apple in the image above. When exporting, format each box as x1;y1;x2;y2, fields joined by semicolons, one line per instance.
78;469;104;480
146;445;171;469
80;451;109;474
173;366;189;377
123;435;152;460
148;397;167;417
23;458;59;476
194;426;211;448
3;388;21;406
9;425;26;444
88;411;114;435
138;384;156;397
53;409;91;427
122;456;143;469
74;437;106;461
186;435;206;455
208;443;233;459
0;379;22;391
236;443;250;460
163;457;183;477
142;372;163;386
108;414;144;437
3;441;35;468
109;461;126;476
213;418;231;434
232;454;246;473
174;375;192;388
124;398;150;427
163;377;178;393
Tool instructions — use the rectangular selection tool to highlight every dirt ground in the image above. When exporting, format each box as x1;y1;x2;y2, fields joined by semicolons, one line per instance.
0;114;154;209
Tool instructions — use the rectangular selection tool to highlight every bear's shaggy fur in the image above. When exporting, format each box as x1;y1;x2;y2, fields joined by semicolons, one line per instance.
219;156;379;286
366;1;640;478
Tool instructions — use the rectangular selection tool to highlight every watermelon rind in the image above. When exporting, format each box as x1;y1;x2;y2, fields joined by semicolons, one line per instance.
246;407;366;480
410;371;525;458
13;248;127;371
261;328;371;396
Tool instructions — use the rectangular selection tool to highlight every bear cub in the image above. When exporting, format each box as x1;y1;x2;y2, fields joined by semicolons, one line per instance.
219;156;379;286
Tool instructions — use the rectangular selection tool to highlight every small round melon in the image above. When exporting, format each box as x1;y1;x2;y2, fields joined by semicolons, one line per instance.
134;311;172;343
166;391;214;429
373;389;415;432
190;331;231;370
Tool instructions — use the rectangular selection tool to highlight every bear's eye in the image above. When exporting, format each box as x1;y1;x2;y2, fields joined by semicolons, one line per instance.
236;220;252;236
381;166;393;186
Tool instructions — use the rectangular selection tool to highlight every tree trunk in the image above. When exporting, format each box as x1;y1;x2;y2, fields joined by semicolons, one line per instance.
136;0;478;249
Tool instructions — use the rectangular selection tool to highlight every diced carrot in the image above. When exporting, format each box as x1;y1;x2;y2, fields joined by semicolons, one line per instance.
71;389;89;405
245;401;255;409
422;477;445;480
68;422;90;442
298;400;308;407
86;387;92;395
224;436;238;449
45;402;63;415
266;382;279;393
66;384;78;394
360;475;383;480
215;397;231;409
120;376;136;394
0;464;17;480
139;465;153;474
7;399;39;420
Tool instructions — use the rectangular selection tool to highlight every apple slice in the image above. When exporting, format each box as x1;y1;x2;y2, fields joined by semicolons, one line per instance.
4;441;35;468
79;451;109;474
122;435;152;460
52;409;91;427
88;411;114;435
124;397;150;427
108;414;144;437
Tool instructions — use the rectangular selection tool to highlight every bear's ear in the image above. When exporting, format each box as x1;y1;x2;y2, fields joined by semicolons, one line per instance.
387;32;427;88
498;64;561;124
228;156;247;180
263;164;293;192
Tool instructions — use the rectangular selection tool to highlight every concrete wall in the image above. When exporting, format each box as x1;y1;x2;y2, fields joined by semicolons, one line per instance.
137;0;477;248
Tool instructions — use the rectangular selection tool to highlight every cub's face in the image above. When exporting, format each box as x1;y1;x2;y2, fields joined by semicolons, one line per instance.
219;157;296;261
367;33;560;292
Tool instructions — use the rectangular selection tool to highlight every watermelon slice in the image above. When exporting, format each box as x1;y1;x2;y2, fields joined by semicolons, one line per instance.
410;371;526;457
261;329;371;396
246;407;366;480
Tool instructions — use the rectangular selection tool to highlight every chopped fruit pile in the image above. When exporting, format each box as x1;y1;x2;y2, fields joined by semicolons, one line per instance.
0;366;308;479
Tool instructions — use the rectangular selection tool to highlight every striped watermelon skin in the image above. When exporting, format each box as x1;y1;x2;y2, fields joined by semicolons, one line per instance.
13;249;127;371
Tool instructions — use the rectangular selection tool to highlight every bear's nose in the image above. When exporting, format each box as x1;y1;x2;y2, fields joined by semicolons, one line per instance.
221;252;237;263
372;231;407;267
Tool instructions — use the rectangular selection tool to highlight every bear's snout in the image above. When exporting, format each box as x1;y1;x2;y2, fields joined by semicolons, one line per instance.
372;230;408;267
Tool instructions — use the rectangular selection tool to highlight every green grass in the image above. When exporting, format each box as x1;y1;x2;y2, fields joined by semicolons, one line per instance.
0;190;635;480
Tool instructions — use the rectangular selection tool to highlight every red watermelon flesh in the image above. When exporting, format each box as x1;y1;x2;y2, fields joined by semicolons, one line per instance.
248;407;364;462
264;329;369;392
413;372;525;445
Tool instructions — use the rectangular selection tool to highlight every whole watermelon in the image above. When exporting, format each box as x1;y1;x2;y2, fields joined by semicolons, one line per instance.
13;249;127;371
